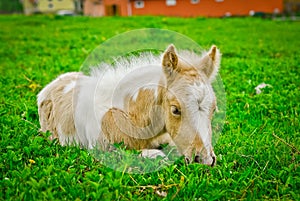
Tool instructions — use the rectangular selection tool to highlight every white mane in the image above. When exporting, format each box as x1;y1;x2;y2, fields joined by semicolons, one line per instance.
89;52;161;77
89;50;208;79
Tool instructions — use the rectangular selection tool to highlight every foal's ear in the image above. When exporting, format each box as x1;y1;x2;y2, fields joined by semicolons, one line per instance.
200;45;221;82
162;44;178;76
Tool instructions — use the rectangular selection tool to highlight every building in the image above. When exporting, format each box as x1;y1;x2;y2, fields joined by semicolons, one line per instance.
83;0;128;16
83;0;283;17
22;0;82;15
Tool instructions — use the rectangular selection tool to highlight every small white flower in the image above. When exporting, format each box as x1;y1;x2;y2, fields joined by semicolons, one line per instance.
255;83;272;94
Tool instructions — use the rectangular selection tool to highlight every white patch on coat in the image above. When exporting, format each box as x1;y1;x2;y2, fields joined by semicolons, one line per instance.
63;81;76;94
37;72;80;105
111;65;162;107
187;82;215;157
130;84;159;102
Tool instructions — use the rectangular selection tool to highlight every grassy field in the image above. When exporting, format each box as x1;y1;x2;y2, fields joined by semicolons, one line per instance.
0;15;299;200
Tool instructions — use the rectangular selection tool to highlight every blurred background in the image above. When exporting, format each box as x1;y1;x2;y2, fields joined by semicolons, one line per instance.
0;0;299;19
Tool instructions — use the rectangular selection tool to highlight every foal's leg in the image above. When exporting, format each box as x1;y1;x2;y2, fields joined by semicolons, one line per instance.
102;108;171;161
140;149;167;159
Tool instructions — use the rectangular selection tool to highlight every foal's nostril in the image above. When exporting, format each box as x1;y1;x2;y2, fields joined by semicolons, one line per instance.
211;156;216;167
194;155;201;163
185;157;190;164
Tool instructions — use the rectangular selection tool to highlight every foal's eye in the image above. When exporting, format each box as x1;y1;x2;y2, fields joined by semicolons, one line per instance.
171;105;181;116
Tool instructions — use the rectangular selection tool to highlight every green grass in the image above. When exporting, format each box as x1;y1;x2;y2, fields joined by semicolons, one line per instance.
1;15;299;200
